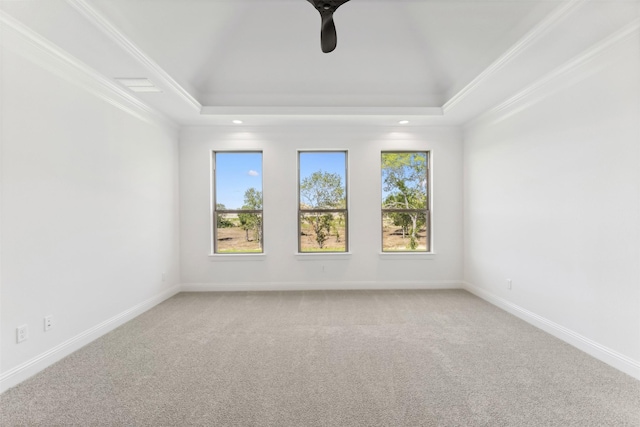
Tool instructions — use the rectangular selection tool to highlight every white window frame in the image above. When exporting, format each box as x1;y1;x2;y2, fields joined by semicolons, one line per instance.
381;150;431;253
297;150;349;254
211;151;264;255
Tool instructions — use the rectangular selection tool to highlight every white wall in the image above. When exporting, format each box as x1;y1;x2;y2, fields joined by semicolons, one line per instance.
180;126;463;290
462;25;640;378
2;0;635;394
0;35;180;390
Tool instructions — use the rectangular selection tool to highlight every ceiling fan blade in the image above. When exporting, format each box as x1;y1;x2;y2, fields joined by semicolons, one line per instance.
307;0;350;53
321;13;337;53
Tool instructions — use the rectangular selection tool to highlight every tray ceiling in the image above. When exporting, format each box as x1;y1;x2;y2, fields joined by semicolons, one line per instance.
1;0;637;126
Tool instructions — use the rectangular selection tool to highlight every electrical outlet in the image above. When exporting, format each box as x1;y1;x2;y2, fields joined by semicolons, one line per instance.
507;279;512;290
44;315;53;331
17;325;28;343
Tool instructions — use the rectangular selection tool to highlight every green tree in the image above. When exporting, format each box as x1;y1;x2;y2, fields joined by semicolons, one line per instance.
216;203;234;228
332;212;345;243
300;171;345;209
238;188;262;243
382;153;427;249
302;213;333;249
384;194;412;238
300;171;345;249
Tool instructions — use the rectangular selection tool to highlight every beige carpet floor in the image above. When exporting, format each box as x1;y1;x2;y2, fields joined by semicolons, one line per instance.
1;289;639;426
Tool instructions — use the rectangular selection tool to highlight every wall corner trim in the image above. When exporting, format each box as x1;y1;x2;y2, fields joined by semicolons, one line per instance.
461;281;640;381
0;285;181;394
0;9;178;132
65;0;202;112
443;0;585;113
466;18;640;129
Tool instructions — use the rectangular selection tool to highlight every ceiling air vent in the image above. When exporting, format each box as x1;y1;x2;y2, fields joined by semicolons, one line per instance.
115;78;162;93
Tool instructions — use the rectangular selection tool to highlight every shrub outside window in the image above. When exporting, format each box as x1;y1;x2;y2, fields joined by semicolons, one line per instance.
212;152;263;254
298;151;348;253
381;151;430;252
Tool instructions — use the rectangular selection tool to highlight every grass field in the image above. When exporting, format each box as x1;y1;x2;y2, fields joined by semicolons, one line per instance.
215;222;428;253
216;226;262;253
382;222;428;252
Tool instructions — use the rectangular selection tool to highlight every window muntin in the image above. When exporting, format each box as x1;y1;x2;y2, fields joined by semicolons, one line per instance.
298;151;348;253
381;151;430;252
213;152;263;254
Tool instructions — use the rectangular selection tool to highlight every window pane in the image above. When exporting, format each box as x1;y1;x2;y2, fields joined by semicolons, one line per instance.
381;152;428;209
216;213;263;253
213;151;263;254
299;152;346;209
382;211;428;252
298;151;348;253
300;212;346;252
215;152;262;210
381;152;429;252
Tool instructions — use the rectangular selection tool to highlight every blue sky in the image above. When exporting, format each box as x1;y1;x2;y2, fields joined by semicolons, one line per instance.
299;151;346;184
215;152;347;209
215;152;262;209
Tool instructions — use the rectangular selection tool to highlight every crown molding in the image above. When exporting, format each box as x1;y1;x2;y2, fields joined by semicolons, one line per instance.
443;0;586;114
0;10;178;133
466;18;640;128
0;11;179;131
65;0;202;112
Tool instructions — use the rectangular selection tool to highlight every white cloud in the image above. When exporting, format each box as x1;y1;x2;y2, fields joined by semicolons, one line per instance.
248;170;259;176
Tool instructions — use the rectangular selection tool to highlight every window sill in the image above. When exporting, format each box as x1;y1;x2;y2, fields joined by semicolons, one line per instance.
208;253;266;261
378;252;436;260
295;253;352;261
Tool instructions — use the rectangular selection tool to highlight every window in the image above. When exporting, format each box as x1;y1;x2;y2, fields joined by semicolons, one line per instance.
212;152;263;254
381;151;430;252
298;151;348;252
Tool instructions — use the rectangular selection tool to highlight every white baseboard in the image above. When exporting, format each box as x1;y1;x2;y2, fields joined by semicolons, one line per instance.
181;280;462;292
462;281;640;380
0;285;181;394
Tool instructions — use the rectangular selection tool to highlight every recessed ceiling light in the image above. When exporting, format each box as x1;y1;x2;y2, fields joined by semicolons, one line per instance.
232;120;243;124
398;120;410;125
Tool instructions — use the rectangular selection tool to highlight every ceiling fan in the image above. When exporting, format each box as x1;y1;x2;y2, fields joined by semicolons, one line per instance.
307;0;351;53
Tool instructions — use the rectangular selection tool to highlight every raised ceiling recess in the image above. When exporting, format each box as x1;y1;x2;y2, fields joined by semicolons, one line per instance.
1;0;636;126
